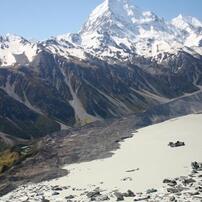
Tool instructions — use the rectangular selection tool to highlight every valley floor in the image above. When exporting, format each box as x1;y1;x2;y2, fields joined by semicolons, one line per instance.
1;114;202;201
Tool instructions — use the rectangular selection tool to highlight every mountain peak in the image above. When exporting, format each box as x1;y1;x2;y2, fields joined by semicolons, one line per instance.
3;33;28;43
78;0;184;59
106;0;139;13
81;0;143;34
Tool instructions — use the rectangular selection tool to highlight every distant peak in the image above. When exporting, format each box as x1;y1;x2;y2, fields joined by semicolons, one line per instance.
0;33;30;44
171;15;202;32
173;14;202;24
5;33;23;40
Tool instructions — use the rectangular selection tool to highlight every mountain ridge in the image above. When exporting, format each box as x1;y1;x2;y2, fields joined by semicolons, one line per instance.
0;0;202;138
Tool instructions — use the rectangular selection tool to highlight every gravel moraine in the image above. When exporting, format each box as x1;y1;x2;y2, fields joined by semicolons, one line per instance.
0;162;202;202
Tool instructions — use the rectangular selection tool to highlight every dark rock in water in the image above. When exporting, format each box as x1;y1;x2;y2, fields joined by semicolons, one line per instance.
65;195;75;199
87;190;101;198
134;196;150;201
123;190;135;197
168;141;185;148
114;192;124;201
146;188;157;194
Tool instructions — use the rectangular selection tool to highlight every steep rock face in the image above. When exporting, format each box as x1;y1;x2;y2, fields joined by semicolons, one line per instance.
1;48;202;139
0;0;202;138
0;89;60;139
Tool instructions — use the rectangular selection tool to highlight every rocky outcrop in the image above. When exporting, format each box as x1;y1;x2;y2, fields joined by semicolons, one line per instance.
168;141;185;148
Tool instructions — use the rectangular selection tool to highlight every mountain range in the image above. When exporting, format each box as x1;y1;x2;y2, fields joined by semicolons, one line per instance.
0;0;202;139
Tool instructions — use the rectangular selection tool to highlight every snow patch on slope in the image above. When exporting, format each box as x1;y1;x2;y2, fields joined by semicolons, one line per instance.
60;68;100;125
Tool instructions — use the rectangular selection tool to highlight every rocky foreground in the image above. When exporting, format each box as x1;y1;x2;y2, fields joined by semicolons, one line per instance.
0;162;202;202
1;114;202;202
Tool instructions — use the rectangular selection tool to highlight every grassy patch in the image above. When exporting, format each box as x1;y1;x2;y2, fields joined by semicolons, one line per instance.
0;143;38;174
0;150;20;173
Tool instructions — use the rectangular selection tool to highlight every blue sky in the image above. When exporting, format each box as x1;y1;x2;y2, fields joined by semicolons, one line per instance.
1;0;202;40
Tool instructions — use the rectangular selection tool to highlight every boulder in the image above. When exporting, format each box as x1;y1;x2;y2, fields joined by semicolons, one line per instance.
123;190;135;197
87;190;101;198
96;195;110;201
167;188;180;193
163;179;177;186
52;186;63;191
182;178;196;186
114;192;124;201
52;192;60;195
191;162;202;171
168;141;185;148
195;186;202;192
169;196;176;201
65;195;75;199
192;162;200;170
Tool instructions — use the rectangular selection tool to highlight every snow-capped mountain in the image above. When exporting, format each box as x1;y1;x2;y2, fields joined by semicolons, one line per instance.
1;0;202;66
79;0;182;59
0;0;202;139
49;0;202;61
